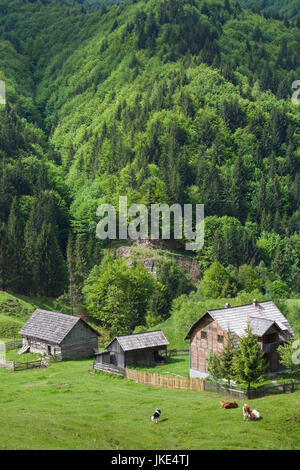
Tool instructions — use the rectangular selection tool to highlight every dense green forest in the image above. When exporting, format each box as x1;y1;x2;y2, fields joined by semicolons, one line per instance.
240;0;300;24
0;0;299;336
59;0;127;9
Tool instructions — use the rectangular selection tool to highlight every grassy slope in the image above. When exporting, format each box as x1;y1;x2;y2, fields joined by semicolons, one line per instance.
0;358;299;450
151;314;188;349
132;356;190;377
0;291;71;339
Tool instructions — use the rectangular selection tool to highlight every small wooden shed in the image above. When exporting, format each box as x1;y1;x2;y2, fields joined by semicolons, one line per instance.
95;330;169;369
19;309;99;359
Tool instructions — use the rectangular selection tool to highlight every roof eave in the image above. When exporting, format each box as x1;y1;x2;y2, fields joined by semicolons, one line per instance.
184;312;212;340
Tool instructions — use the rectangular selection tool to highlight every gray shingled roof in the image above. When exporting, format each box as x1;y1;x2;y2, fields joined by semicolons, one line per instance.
248;317;280;337
19;309;82;344
185;301;294;339
108;330;169;352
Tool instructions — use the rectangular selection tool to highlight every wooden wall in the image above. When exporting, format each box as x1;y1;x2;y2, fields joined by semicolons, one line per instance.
22;320;98;359
59;320;98;358
107;339;125;368
62;320;97;343
106;341;167;368
190;315;225;374
125;348;160;366
60;337;98;359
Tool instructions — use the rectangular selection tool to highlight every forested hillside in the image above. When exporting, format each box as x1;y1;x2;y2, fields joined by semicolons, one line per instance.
59;0;126;9
240;0;300;24
0;0;299;336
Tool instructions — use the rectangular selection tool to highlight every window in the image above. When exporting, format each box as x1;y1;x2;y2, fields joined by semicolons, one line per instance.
218;335;224;344
201;331;207;340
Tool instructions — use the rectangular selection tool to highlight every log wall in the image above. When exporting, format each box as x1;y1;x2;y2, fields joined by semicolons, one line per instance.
190;317;225;374
60;337;98;359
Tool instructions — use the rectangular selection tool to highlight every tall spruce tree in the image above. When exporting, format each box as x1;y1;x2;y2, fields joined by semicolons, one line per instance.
218;329;237;387
234;325;267;397
36;222;67;297
6;197;24;293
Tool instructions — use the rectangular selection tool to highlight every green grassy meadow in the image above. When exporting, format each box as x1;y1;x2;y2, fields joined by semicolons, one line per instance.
0;358;300;450
132;356;190;377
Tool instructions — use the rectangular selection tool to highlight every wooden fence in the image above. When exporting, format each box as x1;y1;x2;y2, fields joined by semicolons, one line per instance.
93;361;125;377
13;359;44;371
4;340;22;351
246;380;300;399
0;358;48;371
125;368;204;391
203;380;300;399
124;370;300;397
203;381;247;398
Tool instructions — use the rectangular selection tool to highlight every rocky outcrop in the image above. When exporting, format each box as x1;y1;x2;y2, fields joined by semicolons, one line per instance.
116;241;200;280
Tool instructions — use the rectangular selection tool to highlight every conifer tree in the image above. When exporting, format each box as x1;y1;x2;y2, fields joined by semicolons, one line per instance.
207;352;222;379
0;222;8;291
36;222;67;297
6;197;24;293
218;329;237;387
234;326;267;397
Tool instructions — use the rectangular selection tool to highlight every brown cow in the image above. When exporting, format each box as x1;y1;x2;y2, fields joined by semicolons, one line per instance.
220;401;238;409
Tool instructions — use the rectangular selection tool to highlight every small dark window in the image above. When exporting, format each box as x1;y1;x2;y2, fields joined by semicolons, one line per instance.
201;331;207;340
218;335;224;344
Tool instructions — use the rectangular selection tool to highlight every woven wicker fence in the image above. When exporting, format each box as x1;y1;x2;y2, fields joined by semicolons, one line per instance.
125;368;204;392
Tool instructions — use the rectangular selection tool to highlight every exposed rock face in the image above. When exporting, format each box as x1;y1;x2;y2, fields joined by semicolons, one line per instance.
116;241;200;280
176;257;201;280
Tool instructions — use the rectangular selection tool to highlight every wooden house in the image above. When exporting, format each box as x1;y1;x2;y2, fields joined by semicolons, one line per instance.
94;330;169;370
184;300;294;378
19;309;99;359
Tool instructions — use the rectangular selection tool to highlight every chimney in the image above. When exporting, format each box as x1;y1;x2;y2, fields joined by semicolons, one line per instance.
252;299;259;308
225;303;231;309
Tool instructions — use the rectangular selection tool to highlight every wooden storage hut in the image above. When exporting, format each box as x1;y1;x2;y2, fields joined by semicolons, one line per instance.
19;309;99;359
94;330;169;369
185;300;294;379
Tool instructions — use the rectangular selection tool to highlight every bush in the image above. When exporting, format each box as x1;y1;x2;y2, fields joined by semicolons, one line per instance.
271;280;291;299
201;262;237;299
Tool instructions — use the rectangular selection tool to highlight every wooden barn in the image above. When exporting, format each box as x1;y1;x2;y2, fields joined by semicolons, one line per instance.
19;309;99;359
185;300;294;379
94;330;169;370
